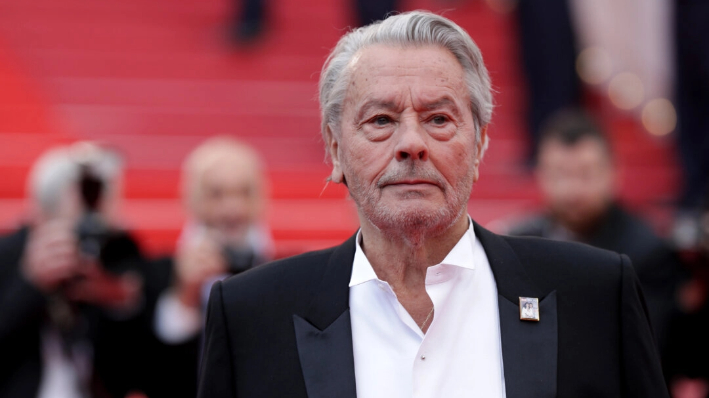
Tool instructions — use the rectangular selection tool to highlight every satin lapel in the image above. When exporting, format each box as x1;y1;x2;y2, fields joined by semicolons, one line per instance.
293;235;358;398
475;223;558;398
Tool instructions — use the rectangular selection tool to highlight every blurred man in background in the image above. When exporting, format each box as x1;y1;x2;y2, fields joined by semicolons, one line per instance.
0;142;160;398
150;136;273;397
507;109;679;356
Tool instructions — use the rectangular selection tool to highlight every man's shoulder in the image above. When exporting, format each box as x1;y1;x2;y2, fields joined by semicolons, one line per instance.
0;226;28;251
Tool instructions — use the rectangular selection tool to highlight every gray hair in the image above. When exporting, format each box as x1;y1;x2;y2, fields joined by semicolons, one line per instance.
319;10;493;159
28;143;122;216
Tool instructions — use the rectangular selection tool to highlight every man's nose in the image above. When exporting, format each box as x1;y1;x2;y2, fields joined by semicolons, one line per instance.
395;119;429;162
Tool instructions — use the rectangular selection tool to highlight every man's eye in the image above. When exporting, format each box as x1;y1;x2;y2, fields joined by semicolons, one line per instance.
431;115;448;125
373;116;392;126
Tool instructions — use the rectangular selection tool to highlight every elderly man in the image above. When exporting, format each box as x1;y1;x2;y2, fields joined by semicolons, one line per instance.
156;136;272;325
198;11;667;398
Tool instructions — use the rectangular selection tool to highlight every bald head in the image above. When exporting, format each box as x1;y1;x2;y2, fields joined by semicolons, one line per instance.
183;137;266;245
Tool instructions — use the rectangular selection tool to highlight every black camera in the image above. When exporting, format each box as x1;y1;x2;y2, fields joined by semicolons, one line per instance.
75;164;139;274
222;245;262;275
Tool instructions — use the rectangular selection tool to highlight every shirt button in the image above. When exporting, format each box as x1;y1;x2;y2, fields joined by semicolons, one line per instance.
420;355;426;360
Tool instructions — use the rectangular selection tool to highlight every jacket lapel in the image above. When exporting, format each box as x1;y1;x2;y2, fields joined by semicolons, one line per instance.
475;224;558;398
293;235;358;398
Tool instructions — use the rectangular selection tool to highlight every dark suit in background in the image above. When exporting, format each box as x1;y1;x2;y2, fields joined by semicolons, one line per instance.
197;224;668;398
142;257;203;398
0;227;172;398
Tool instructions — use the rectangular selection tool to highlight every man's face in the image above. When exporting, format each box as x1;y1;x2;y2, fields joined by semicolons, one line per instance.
537;137;615;233
328;45;484;237
192;156;263;246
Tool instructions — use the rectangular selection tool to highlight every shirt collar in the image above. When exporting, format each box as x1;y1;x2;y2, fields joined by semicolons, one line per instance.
349;230;379;287
349;217;477;287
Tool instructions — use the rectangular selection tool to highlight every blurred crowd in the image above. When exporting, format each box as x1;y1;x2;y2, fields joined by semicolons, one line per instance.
2;121;708;398
0;138;272;398
1;0;709;397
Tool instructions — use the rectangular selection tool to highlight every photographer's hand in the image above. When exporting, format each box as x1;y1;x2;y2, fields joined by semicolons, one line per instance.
174;236;227;309
21;219;81;293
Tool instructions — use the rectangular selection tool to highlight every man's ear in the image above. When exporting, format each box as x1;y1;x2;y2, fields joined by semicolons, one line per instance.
477;125;489;159
473;125;489;183
325;125;344;184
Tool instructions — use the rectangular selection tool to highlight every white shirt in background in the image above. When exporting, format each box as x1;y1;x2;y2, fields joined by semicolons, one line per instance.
37;328;91;398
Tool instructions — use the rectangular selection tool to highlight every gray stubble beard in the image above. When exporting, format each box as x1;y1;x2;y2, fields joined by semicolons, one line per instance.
348;164;474;248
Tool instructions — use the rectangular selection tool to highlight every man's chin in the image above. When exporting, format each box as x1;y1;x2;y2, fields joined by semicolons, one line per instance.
365;205;463;237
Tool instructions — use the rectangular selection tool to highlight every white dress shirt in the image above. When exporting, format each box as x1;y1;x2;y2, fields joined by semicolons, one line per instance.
37;328;91;398
349;219;506;398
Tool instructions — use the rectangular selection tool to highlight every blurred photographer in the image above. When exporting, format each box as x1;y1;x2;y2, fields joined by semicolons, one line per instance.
150;137;273;396
0;143;155;398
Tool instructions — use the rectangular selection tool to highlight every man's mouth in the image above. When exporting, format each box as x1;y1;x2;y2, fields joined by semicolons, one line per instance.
390;180;433;184
381;179;440;188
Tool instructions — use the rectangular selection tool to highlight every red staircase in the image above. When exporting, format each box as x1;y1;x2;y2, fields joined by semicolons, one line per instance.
0;0;679;257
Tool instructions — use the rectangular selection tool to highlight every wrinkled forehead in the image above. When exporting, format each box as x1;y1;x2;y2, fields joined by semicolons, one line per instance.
348;43;465;80
343;44;470;108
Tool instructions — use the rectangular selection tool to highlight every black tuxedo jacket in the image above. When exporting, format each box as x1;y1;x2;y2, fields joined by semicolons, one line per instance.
197;224;669;398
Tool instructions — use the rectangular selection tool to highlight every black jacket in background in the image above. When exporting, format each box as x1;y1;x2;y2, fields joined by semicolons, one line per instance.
0;227;174;398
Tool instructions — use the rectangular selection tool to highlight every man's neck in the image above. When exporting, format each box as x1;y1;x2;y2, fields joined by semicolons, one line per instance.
359;214;469;290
